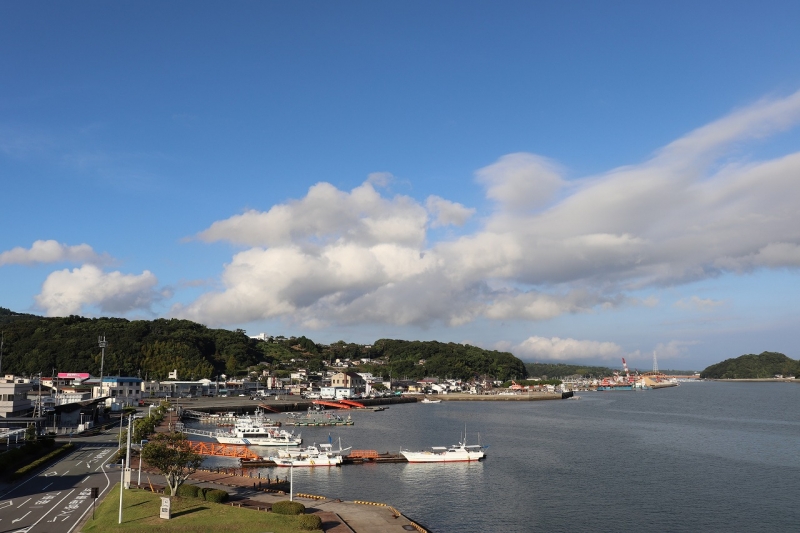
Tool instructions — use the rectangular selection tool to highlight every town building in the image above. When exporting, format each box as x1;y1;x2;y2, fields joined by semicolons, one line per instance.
92;376;143;407
0;375;34;418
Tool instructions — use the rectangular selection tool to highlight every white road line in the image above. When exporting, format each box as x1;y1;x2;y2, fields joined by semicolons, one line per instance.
68;461;112;533
12;511;31;523
42;483;53;491
81;476;90;484
25;488;74;533
59;470;70;476
17;498;31;508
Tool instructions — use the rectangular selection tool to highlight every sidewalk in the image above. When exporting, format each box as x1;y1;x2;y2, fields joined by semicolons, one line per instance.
140;466;428;533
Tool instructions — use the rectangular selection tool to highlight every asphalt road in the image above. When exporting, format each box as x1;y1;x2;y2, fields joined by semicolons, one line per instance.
0;430;124;533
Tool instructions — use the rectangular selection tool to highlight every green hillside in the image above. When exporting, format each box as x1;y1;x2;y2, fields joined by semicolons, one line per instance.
0;308;528;382
699;351;799;379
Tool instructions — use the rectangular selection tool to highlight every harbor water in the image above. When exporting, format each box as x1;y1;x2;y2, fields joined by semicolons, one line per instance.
198;382;800;532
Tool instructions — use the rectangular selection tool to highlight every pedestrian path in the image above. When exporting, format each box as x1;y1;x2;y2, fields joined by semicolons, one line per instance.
139;466;429;532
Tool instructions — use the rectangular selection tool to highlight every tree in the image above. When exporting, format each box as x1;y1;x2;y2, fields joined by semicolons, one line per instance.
140;432;202;496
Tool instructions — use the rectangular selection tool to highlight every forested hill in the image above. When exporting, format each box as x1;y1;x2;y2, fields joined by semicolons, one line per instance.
525;362;617;378
368;339;527;381
0;308;528;381
699;351;799;379
0;311;262;379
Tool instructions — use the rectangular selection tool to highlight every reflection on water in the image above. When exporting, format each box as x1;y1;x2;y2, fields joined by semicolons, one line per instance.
191;384;800;533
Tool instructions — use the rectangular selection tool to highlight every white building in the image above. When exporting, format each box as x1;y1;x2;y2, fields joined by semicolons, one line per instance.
0;375;34;418
93;376;143;407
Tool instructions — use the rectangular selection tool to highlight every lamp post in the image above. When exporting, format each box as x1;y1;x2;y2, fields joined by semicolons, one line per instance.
118;457;125;524
124;413;132;489
137;439;146;486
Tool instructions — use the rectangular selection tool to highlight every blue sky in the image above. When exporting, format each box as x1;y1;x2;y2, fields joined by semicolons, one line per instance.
2;1;800;371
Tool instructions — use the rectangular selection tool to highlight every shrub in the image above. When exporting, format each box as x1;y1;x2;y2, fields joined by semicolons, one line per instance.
272;500;305;515
204;489;229;503
298;514;323;531
176;483;201;497
11;443;74;480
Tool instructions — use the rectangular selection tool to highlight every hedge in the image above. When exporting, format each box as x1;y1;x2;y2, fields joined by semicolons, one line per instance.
175;484;201;497
298;514;323;530
11;443;74;480
204;489;229;503
165;484;228;503
272;500;305;515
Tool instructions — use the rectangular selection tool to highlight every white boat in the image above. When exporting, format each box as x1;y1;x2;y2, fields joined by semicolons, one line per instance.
420;397;441;404
275;441;351;459
401;434;486;463
213;416;302;446
272;452;343;467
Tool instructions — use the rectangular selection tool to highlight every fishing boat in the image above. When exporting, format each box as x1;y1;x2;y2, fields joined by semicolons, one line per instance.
213;416;302;446
420;397;441;404
271;452;343;467
401;433;486;463
284;406;354;426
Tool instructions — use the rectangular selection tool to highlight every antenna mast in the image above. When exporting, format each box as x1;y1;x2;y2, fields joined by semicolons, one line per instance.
652;351;659;375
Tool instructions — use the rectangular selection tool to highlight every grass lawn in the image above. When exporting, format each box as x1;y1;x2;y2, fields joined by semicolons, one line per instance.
80;484;320;533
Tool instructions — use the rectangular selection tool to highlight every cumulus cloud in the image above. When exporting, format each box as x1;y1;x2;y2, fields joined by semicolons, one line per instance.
0;240;107;266
35;264;161;316
425;195;475;228
177;89;800;331
514;336;624;361
196;181;428;248
475;152;564;211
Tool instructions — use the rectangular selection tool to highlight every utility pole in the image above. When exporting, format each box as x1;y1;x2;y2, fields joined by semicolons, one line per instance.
125;413;132;489
0;331;4;375
98;335;107;396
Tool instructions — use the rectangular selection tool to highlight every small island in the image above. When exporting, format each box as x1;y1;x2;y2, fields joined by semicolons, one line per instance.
700;351;799;380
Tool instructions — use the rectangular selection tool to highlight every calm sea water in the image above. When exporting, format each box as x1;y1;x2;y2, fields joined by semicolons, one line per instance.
201;383;800;532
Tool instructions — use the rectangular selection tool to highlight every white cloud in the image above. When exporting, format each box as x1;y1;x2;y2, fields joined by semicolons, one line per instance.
475;152;564;211
35;264;160;316
653;340;698;361
674;296;724;311
176;89;800;331
425;195;475;228
0;240;106;266
514;336;624;361
197;181;428;248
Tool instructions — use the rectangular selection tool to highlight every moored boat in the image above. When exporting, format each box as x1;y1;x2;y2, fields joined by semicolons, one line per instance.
401;433;486;463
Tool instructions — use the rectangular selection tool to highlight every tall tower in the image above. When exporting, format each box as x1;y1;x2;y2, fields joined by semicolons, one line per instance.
652;351;659;374
98;334;107;397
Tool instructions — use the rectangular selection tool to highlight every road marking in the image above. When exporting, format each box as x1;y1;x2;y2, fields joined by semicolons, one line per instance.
60;470;70;476
0;500;13;509
12;511;31;523
17;498;31;508
23;488;74;532
44;471;57;477
80;476;90;484
42;483;52;490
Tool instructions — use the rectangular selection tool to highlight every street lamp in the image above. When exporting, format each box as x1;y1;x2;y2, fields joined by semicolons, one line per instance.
138;439;147;486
